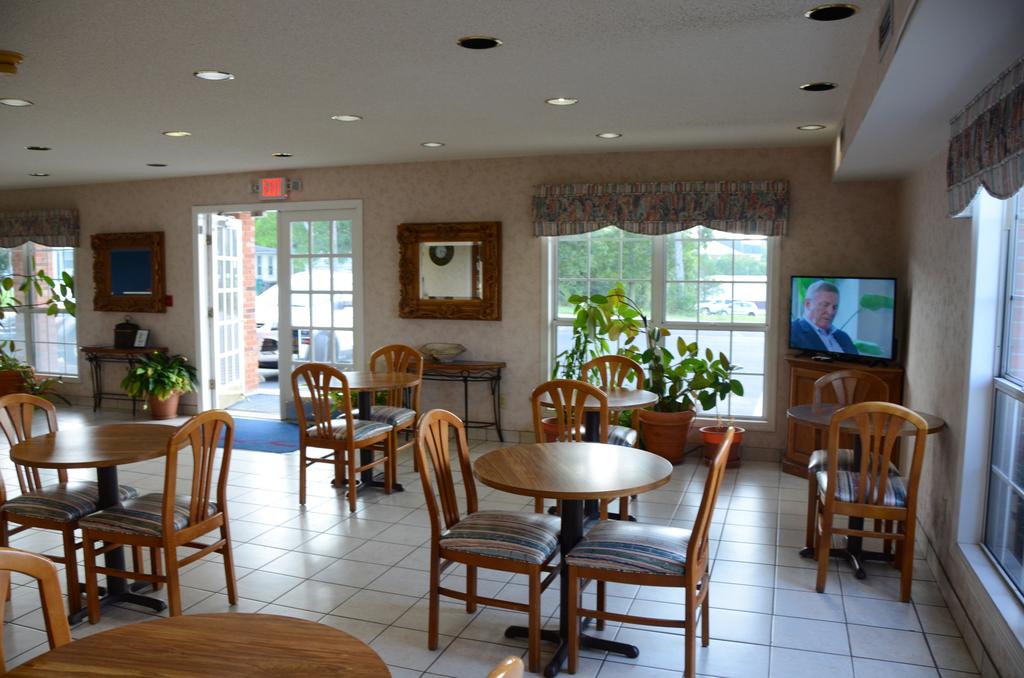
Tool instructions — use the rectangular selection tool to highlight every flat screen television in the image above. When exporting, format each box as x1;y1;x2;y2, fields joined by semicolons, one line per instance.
789;276;897;361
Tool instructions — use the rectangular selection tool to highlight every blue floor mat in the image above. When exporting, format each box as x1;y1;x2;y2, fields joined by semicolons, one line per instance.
228;417;299;453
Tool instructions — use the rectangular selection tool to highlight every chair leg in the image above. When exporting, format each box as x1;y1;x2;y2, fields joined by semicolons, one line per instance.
805;474;818;549
815;509;833;593
61;527;82;615
599;499;609;520
427;557;440;650
82;534;101;624
534;497;544;513
596;581;606;631
567;569;580;675
527;569;541;674
150;547;162;591
899;519;916;602
163;545;182;616
298;445;307;506
617;496;629;521
684;589;697;678
347;450;358;513
466;565;477;613
0;519;9;603
221;523;238;604
384;437;394;495
701;580;710;646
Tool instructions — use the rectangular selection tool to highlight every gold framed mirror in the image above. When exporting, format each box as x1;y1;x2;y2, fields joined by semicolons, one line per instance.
397;221;501;320
92;231;167;313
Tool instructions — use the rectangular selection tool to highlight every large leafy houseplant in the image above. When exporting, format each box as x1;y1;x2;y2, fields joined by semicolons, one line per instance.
121;352;197;419
551;293;613;380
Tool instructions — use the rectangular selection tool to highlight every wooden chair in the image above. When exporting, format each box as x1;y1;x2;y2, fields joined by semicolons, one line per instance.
487;656;525;678
804;370;890;549
564;428;735;677
530;379;626;519
368;344;423;477
79;410;238;622
292;363;394;509
415;409;559;673
0;394;138;616
0;547;71;663
581;354;646;448
814;402;927;601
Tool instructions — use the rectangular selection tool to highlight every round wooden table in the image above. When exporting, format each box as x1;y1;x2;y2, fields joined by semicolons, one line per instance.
474;442;673;677
11;424;178;622
537;387;658;444
786;403;946;577
341;370;421;491
9;613;390;676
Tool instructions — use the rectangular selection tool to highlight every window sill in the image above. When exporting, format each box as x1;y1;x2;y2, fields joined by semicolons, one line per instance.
957;542;1024;666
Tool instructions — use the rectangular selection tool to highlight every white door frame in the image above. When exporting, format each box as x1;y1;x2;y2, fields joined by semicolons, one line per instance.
191;199;365;415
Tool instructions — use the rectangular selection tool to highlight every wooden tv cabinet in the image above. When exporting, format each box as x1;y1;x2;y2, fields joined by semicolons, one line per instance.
783;356;904;477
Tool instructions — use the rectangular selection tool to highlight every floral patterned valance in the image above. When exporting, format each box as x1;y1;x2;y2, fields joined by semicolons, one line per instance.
0;209;80;248
532;180;789;237
947;56;1024;216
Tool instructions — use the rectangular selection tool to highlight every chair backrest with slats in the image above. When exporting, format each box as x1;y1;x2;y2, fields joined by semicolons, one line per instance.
370;344;423;411
161;410;234;532
292;362;355;446
0;393;64;501
813;370;889;405
825;401;927;508
686;427;734;585
415;409;477;536
581;355;645;391
530;379;609;443
0;547;71;663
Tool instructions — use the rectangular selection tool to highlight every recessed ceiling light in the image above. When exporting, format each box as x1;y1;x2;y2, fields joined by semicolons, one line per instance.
146;163;168;167
272;152;293;157
800;82;837;92
546;97;579;106
28;172;49;177
25;146;50;151
193;70;235;81
162;130;191;137
804;3;859;21
0;98;33;107
456;36;503;50
596;132;622;139
331;114;363;122
796;124;827;131
421;141;445;148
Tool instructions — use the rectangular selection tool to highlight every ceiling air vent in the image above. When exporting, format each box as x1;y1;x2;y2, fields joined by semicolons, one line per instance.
877;0;894;59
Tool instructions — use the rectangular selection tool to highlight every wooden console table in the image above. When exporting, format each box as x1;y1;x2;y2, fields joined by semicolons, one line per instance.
422;359;505;441
783;356;904;477
80;346;167;415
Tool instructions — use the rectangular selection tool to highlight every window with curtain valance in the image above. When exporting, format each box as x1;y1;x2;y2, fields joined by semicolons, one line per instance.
0;209;80;248
531;180;789;237
947;56;1024;216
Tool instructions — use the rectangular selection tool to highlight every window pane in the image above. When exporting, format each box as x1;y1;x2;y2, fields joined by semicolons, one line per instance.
558;242;587;279
986;389;1024;592
666;282;698;321
622;240;652;279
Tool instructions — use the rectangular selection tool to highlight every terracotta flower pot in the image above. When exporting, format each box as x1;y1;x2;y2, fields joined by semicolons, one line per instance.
540;416;561;442
0;369;25;397
147;391;182;420
638;409;696;464
699;425;745;468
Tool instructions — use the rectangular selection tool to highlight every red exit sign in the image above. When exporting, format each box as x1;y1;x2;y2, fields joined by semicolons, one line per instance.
258;177;289;200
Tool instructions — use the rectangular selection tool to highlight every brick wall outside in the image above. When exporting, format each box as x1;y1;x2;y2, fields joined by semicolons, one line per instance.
240;213;260;392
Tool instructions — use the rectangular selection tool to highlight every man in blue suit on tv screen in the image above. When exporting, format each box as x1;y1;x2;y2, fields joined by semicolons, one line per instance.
791;280;857;355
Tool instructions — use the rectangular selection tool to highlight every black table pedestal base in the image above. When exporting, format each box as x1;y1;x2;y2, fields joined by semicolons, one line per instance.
503;625;638;678
68;580;166;625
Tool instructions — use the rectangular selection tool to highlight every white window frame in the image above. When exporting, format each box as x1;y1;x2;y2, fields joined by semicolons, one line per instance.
540;229;779;430
1;243;78;379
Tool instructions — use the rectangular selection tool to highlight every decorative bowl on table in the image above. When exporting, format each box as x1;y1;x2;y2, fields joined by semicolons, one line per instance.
419;343;466;363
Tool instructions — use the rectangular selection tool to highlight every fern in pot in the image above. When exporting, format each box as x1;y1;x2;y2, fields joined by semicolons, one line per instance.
120;352;197;420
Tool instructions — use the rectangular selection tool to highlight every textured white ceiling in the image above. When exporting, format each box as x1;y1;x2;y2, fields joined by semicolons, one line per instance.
1;0;883;189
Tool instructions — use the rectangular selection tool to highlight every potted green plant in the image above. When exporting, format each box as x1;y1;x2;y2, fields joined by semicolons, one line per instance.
120;351;198;419
601;284;744;463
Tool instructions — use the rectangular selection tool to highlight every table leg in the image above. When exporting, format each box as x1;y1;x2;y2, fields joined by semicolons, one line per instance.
353;391;404;492
504;499;639;677
69;467;167;624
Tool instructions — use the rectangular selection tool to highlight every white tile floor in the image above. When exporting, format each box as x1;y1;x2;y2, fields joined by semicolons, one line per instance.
2;407;979;677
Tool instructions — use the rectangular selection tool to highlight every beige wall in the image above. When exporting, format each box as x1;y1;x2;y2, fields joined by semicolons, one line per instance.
0;146;900;442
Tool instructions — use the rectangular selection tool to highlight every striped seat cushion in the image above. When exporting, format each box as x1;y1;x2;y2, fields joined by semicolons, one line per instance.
566;520;691;576
2;482;139;523
808;449;899;475
816;470;908;507
79;493;216;537
608;425;638;447
306;418;392;442
366;406;416;428
441;511;560;565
